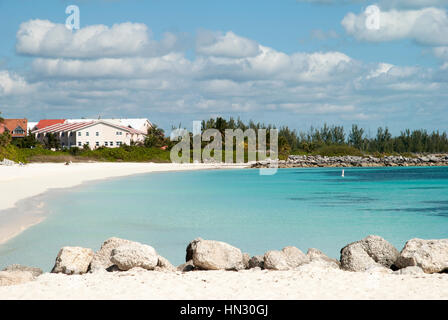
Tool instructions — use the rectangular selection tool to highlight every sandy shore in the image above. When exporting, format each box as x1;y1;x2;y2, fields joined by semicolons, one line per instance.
0;162;246;244
1;265;447;300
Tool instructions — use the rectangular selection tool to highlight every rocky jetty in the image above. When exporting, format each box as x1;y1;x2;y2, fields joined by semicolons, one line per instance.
1;235;447;287
251;154;448;168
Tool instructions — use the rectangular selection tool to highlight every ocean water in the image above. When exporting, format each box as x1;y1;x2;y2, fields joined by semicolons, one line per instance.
1;167;448;271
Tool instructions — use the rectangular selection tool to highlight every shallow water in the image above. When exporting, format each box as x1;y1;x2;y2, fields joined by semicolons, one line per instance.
1;167;448;271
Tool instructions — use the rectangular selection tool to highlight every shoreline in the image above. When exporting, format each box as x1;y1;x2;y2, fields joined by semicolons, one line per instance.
1;236;448;299
0;162;247;246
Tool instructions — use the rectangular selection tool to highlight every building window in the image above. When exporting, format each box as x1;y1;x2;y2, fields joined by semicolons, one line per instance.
70;132;73;137
86;132;90;136
116;141;122;146
96;132;99;136
86;142;89;145
61;132;65;137
13;126;25;135
116;132;123;136
78;142;82;146
78;132;81;136
110;141;113;146
105;142;108;146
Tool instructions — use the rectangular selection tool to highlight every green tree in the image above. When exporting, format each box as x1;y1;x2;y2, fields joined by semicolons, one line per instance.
144;124;166;148
348;124;365;150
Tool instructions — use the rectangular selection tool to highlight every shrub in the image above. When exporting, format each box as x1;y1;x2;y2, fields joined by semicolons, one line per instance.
312;145;364;157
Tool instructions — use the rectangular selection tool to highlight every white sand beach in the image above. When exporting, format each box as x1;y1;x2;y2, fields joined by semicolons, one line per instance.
0;162;246;245
1;266;447;300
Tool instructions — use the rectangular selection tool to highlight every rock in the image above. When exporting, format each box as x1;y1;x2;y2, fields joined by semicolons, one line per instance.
177;260;195;272
264;247;309;270
340;235;399;272
90;237;135;272
51;246;94;275
155;255;176;272
0;271;35;286
281;246;309;267
192;240;244;270
361;235;399;268
307;248;340;268
110;243;158;271
2;264;43;277
340;242;383;272
249;255;265;269
186;237;203;262
396;238;448;273
263;250;290;271
394;266;425;275
242;253;251;270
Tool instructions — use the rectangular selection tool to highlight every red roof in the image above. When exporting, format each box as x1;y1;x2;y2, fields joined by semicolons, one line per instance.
36;119;66;130
2;119;28;137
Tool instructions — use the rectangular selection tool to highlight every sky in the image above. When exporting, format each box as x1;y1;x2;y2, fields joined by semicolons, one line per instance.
0;0;448;134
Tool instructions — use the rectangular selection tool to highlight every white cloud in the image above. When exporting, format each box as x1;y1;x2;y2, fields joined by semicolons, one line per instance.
196;31;261;58
297;0;448;8
3;19;448;129
342;7;448;45
0;71;32;96
31;53;192;78
16;19;182;59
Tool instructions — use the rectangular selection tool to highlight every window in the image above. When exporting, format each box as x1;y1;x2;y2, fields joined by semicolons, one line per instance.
61;132;65;137
110;142;114;146
116;131;122;136
86;142;89;145
96;132;99;136
78;142;82;146
13;126;25;135
105;142;108;146
78;132;81;136
86;132;90;136
116;141;122;146
96;142;99;147
70;132;73;137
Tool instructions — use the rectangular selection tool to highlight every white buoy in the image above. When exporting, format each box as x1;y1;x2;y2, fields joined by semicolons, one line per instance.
341;169;345;177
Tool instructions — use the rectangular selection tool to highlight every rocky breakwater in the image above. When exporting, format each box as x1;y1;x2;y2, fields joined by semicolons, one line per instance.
251;154;448;168
1;235;447;287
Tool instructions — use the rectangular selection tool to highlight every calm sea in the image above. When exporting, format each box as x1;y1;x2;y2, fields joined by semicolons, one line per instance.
1;167;448;271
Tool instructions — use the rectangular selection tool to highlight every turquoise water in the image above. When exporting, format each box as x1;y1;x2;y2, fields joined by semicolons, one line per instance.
1;167;448;271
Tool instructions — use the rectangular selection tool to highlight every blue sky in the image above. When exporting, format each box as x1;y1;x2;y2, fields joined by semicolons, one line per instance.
1;0;448;134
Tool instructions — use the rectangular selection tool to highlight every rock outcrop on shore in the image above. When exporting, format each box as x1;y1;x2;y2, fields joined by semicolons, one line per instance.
251;154;448;168
396;239;448;273
340;235;400;272
1;235;447;287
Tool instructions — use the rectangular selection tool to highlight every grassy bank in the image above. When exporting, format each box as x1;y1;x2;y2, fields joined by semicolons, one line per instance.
0;145;171;163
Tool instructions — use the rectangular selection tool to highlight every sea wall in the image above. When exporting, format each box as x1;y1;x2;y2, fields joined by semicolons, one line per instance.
2;235;448;287
251;154;448;168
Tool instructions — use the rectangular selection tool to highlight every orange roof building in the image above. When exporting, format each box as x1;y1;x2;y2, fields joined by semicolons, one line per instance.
2;119;28;138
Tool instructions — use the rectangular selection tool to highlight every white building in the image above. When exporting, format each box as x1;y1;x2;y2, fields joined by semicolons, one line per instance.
66;118;152;133
32;120;147;149
27;122;38;132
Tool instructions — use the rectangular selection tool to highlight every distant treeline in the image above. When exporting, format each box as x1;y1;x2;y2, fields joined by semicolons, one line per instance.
200;117;448;154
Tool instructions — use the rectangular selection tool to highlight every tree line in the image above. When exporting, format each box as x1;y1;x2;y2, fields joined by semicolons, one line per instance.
200;117;448;154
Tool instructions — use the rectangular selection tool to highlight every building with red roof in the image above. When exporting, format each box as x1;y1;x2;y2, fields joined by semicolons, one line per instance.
32;120;147;149
2;119;28;138
36;119;66;130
